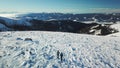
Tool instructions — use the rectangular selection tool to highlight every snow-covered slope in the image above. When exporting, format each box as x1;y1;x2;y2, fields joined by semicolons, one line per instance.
0;31;120;68
108;23;120;37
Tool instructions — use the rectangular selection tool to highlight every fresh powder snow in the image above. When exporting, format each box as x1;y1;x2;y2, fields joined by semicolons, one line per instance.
0;31;120;68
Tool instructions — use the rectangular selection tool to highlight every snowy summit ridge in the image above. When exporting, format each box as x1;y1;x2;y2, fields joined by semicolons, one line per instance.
0;31;120;68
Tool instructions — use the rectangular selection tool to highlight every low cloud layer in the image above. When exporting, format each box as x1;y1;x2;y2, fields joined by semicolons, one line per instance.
0;8;120;14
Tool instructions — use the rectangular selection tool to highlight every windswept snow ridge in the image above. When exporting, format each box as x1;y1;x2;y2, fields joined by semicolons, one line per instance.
0;31;120;68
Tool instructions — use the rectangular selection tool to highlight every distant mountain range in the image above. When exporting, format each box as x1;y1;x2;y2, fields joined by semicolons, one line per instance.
15;13;120;23
0;13;119;35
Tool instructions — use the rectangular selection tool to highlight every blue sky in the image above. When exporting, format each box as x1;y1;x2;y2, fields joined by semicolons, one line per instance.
0;0;120;13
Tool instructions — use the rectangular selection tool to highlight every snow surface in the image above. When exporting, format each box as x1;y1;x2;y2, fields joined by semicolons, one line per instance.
110;23;120;31
0;31;120;68
108;23;120;37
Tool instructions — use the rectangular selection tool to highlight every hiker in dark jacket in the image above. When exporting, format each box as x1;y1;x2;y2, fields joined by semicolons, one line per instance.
60;52;63;62
57;50;60;59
